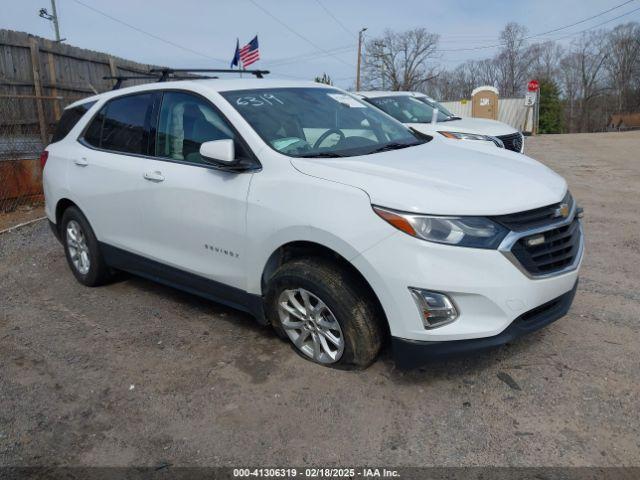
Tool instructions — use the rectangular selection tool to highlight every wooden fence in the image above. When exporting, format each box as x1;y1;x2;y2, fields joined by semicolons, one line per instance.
0;29;165;213
0;29;164;150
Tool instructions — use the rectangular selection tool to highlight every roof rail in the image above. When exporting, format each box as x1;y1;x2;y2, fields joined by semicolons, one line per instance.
103;74;159;90
149;68;270;81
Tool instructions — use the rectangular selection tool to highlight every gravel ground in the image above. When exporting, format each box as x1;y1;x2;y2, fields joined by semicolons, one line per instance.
0;132;639;468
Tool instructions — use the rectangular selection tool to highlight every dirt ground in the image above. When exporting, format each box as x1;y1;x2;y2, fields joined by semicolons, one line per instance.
0;205;44;232
0;132;639;468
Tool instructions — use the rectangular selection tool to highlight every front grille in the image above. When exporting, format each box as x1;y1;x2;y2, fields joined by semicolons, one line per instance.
492;193;574;231
510;218;582;275
497;132;524;153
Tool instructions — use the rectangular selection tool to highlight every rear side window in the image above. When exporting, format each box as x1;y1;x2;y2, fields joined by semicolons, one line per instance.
83;93;154;155
51;101;96;142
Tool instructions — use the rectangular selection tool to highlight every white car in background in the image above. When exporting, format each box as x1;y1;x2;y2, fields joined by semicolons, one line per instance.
356;91;525;153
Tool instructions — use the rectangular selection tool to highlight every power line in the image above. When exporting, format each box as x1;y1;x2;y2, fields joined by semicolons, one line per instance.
246;0;355;68
534;0;635;36
313;0;355;37
534;5;640;42
70;0;228;64
438;0;637;52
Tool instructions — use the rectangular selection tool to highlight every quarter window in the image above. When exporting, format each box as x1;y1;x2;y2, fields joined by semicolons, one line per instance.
83;93;154;155
156;91;244;165
51;101;96;143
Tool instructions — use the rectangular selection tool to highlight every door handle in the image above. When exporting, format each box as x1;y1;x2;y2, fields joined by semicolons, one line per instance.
143;170;165;182
74;157;88;167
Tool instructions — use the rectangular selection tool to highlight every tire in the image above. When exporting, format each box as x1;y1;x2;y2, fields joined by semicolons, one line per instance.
60;206;112;287
265;257;384;369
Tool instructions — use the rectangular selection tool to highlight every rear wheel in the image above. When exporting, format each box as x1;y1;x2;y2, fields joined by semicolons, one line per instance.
266;258;384;369
61;206;112;286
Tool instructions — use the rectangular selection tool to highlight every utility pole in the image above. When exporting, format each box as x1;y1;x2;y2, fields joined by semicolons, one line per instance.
50;0;61;42
39;0;64;42
356;27;367;91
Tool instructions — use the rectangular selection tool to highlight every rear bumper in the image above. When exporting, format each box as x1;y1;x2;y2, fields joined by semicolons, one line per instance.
391;279;578;369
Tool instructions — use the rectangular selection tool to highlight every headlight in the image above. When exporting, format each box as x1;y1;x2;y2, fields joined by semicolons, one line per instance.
373;206;508;249
439;131;504;148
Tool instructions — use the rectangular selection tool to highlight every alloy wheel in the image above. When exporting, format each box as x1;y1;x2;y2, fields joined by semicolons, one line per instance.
66;220;91;275
277;288;345;364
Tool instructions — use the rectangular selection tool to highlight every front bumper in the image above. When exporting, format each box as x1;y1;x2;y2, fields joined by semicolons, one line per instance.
352;225;582;342
392;279;578;369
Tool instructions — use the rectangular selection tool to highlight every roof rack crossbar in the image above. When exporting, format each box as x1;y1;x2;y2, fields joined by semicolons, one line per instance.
150;68;270;79
103;68;269;90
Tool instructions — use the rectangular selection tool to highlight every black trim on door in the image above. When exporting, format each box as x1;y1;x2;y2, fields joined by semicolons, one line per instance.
100;243;267;324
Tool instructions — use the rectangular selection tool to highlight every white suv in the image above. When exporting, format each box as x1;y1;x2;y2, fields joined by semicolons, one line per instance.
356;91;525;153
43;76;583;369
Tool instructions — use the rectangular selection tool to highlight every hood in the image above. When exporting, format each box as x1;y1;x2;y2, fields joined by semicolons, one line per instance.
409;117;517;137
290;137;566;216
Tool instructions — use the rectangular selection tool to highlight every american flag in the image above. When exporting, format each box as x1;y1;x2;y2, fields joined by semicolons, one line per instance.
239;36;260;67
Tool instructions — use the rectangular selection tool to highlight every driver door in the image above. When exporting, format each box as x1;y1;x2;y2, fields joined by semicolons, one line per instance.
136;90;255;290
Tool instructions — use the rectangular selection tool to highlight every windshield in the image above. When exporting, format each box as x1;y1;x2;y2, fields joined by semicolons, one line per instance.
367;95;455;124
416;97;455;118
220;88;425;158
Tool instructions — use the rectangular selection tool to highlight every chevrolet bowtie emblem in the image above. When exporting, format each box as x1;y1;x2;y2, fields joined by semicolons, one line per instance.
554;203;570;218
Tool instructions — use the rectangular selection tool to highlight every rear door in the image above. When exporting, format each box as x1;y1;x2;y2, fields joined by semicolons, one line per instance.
134;90;256;291
69;92;155;253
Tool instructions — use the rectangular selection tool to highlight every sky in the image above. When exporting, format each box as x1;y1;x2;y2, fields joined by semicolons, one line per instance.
3;0;640;89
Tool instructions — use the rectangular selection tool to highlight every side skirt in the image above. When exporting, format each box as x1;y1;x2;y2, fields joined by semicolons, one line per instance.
99;243;267;324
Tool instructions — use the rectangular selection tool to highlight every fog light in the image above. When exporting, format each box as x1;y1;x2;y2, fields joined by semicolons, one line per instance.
409;288;459;329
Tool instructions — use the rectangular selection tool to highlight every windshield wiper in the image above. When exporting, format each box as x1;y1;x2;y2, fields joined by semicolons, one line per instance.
368;142;417;154
298;152;346;158
441;116;462;121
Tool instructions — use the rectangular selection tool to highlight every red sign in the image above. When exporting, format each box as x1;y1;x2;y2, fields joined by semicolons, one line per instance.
528;80;540;92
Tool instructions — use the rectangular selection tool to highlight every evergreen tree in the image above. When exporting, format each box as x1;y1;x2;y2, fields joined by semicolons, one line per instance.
314;73;333;85
538;79;563;133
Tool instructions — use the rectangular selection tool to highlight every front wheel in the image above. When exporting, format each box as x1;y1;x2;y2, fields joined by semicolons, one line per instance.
265;258;384;369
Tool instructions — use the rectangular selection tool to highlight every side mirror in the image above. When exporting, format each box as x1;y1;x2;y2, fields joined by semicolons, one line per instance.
199;139;235;164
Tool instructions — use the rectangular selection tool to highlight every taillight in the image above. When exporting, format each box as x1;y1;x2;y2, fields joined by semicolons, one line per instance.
40;150;49;169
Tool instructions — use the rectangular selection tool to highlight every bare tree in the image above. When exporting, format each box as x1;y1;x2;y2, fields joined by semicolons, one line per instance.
494;22;532;96
604;22;640;112
528;41;565;81
425;58;499;100
560;31;609;132
355;21;639;132
362;28;440;91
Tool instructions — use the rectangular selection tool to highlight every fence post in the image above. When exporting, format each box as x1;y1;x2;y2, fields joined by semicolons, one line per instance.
46;51;61;121
28;37;48;147
108;55;118;76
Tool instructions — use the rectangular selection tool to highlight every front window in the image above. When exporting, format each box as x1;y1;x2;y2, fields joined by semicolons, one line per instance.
156;91;249;165
220;88;425;158
367;96;456;124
